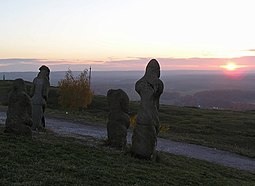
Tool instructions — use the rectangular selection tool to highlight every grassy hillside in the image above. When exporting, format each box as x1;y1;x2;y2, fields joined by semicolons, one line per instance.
0;80;59;108
0;127;254;186
159;105;255;158
47;95;255;158
0;80;255;158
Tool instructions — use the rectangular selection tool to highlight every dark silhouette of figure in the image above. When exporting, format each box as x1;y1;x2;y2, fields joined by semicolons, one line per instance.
39;65;50;127
107;89;130;149
131;59;164;159
31;65;50;130
5;78;32;136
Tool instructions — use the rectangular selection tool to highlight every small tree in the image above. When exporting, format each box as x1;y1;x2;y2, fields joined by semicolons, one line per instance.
58;69;93;109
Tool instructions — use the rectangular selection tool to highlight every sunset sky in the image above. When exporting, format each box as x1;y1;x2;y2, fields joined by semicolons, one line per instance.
1;0;255;71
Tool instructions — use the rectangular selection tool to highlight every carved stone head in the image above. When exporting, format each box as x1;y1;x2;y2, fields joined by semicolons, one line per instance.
145;59;160;78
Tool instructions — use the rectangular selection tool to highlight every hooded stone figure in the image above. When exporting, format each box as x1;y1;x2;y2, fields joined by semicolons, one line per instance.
107;89;130;149
131;59;164;159
30;65;50;130
5;78;32;136
39;65;50;81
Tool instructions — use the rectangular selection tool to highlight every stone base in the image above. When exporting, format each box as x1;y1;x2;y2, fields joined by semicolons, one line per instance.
107;121;128;149
4;123;32;137
32;105;43;130
131;124;157;159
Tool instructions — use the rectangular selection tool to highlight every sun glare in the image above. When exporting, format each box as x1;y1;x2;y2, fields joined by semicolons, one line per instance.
220;63;239;71
225;63;237;71
220;62;248;79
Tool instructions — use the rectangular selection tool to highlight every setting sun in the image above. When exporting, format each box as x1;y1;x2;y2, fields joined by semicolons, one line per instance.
225;63;237;71
220;62;249;79
220;62;248;71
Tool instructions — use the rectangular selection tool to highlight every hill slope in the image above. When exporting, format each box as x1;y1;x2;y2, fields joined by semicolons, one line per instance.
0;80;254;157
0;127;254;185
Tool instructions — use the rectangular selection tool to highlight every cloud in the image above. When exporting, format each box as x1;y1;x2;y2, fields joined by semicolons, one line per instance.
0;64;9;67
104;56;255;71
1;56;255;72
0;58;106;72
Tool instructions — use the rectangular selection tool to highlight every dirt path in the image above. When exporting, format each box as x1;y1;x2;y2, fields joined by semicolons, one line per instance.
0;112;254;173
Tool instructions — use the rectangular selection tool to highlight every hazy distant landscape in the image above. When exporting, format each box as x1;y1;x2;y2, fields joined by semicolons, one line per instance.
1;70;255;110
90;70;255;111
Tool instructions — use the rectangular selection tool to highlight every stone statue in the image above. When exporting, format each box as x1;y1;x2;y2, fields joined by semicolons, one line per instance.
5;78;32;136
107;89;130;149
30;65;50;130
131;59;164;159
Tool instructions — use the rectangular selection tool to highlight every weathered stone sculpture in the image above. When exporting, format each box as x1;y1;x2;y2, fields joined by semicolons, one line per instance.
5;78;32;136
131;59;164;159
107;89;130;149
31;65;50;130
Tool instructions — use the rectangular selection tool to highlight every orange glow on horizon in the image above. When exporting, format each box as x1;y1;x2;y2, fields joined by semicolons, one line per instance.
220;62;247;71
220;62;248;79
226;63;237;71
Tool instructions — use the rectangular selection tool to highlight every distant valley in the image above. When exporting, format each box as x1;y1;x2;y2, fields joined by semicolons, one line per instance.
1;70;255;110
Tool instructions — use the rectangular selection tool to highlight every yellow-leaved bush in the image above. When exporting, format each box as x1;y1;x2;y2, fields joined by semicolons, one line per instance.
58;69;93;109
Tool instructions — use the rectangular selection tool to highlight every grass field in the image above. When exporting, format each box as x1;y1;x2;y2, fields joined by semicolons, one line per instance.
0;126;254;186
158;105;255;158
45;95;255;158
1;80;255;158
